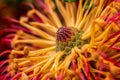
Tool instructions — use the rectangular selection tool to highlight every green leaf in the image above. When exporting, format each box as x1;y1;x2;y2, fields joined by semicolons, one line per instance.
23;0;32;2
84;0;92;9
62;0;79;2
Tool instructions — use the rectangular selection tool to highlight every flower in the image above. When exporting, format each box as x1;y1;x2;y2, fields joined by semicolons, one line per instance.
0;0;120;80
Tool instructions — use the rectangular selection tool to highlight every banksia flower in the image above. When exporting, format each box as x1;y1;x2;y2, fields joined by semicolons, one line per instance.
0;0;120;80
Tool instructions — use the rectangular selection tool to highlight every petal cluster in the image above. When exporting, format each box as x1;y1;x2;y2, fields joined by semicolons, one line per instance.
0;0;120;80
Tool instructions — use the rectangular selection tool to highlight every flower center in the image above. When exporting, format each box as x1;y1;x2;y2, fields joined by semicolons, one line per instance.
56;27;74;42
56;27;90;55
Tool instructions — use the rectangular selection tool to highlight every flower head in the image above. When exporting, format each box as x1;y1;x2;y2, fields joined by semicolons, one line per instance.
0;0;120;80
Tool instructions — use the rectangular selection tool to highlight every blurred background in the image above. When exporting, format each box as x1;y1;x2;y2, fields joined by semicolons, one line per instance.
0;0;32;30
0;0;33;52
